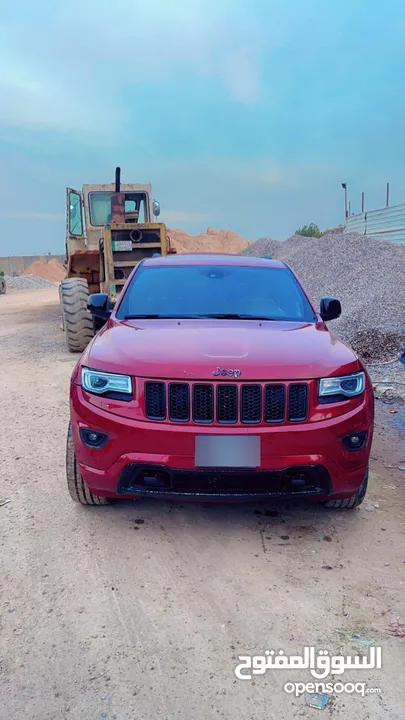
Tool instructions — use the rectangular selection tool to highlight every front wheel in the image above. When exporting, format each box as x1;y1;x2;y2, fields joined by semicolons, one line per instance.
66;424;110;505
323;469;368;509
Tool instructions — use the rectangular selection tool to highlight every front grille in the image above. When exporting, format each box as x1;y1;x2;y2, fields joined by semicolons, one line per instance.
145;382;166;420
169;383;190;422
118;464;330;497
264;384;285;423
241;385;261;423
288;384;308;421
193;384;214;423
144;381;309;424
171;467;326;495
217;385;238;424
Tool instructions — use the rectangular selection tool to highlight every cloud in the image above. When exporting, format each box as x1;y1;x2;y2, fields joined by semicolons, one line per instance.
0;0;265;140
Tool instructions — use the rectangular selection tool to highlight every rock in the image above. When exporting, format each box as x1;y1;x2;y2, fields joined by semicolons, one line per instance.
4;275;54;290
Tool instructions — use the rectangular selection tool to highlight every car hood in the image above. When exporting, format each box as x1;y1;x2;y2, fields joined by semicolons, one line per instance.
80;318;360;381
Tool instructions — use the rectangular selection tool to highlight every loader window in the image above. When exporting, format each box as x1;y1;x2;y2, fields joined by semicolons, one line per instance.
89;192;147;225
68;191;83;236
89;192;113;225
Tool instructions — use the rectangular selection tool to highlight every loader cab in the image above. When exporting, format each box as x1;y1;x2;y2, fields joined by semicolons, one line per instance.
62;169;173;354
66;182;160;255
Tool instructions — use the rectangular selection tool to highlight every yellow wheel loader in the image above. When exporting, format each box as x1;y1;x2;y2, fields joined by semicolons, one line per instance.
60;167;176;352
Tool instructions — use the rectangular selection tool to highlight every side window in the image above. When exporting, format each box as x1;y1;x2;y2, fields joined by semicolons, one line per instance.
69;191;83;236
138;199;145;223
124;197;145;222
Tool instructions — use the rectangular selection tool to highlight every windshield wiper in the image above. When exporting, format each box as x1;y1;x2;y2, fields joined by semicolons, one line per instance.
196;313;277;320
124;314;162;319
124;314;204;319
123;313;278;320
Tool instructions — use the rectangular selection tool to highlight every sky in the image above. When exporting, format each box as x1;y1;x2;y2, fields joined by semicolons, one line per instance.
1;0;405;255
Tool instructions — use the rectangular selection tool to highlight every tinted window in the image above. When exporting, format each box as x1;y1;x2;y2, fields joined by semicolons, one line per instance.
116;265;316;322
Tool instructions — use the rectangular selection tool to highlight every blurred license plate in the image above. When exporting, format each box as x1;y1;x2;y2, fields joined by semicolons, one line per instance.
112;240;132;251
195;435;260;468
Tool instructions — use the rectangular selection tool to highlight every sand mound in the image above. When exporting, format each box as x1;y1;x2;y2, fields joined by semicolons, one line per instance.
168;227;251;254
22;259;66;283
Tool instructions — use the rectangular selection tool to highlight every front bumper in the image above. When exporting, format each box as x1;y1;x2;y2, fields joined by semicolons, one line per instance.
70;385;374;502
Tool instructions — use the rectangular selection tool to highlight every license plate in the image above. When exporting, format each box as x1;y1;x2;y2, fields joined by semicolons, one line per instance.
112;240;132;251
195;435;260;468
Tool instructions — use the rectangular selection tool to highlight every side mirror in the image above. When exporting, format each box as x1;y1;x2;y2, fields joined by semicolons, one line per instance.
153;200;161;217
320;297;341;322
87;293;112;320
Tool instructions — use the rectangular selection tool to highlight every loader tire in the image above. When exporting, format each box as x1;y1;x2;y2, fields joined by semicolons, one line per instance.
58;284;64;330
66;424;110;506
0;278;6;294
60;277;94;353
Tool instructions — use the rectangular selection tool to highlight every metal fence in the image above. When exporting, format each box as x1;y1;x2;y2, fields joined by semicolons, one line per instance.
0;254;65;276
344;203;405;245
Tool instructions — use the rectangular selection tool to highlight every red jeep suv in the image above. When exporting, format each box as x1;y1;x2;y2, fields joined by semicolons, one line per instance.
67;254;374;508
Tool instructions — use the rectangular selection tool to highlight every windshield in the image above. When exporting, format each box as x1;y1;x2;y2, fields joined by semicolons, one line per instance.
88;191;147;225
116;264;316;322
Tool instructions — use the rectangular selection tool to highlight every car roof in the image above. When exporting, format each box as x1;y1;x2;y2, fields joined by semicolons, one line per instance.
143;253;286;269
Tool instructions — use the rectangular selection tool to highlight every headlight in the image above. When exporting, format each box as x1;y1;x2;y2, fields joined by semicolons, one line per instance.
319;371;365;401
81;367;132;398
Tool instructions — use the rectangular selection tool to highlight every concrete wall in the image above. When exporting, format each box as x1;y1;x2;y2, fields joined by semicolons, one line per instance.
0;255;65;276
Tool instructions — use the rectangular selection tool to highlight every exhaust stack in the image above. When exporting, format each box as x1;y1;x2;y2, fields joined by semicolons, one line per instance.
111;166;125;223
115;166;121;193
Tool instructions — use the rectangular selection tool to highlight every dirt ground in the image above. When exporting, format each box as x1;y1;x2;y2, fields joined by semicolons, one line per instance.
1;287;405;720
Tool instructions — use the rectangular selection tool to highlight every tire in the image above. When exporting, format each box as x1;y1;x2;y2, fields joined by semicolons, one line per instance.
0;279;6;295
58;284;65;330
323;469;368;509
66;424;110;505
60;278;94;353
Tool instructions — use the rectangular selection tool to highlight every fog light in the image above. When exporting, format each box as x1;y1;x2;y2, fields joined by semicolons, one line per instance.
342;431;367;451
80;428;108;448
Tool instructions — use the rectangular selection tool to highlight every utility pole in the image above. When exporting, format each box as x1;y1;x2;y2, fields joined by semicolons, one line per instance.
341;182;348;220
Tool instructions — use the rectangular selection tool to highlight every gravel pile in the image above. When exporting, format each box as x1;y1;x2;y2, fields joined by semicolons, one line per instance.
241;237;284;257
242;230;405;360
4;275;55;290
